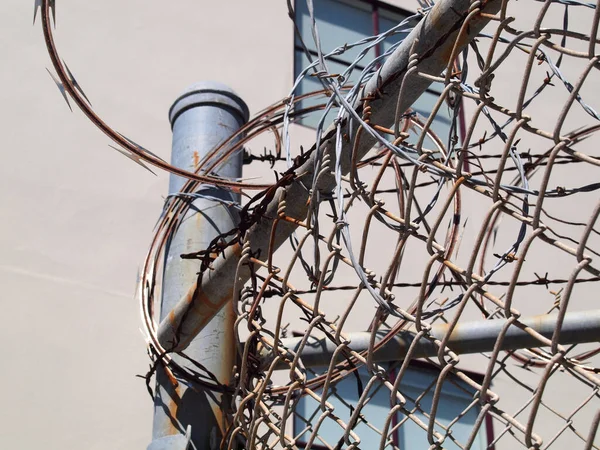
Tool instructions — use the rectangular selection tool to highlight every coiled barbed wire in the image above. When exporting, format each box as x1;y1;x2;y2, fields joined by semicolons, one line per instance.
38;0;600;448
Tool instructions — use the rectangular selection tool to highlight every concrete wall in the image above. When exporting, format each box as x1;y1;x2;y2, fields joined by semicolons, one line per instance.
1;1;292;448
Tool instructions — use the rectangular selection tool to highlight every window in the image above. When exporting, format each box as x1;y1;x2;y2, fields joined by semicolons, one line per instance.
293;362;492;449
293;0;454;148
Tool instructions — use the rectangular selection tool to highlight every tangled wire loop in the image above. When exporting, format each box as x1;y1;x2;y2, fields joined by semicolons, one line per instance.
35;0;600;447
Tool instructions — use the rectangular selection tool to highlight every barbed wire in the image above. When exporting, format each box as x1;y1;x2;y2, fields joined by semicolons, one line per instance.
37;0;600;448
221;0;600;448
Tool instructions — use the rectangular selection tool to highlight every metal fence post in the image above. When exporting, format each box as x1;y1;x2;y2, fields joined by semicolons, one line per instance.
148;81;248;450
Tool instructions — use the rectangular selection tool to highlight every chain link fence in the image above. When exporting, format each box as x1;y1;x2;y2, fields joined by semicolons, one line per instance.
37;0;600;448
222;0;600;448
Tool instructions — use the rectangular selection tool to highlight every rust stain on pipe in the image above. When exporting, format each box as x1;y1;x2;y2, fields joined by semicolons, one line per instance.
192;150;200;169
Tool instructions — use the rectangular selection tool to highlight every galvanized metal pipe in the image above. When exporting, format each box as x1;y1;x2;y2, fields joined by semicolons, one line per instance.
157;0;504;352
257;309;600;369
148;82;248;450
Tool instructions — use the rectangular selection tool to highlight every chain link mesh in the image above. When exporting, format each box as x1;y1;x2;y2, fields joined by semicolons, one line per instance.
219;1;600;448
36;0;600;447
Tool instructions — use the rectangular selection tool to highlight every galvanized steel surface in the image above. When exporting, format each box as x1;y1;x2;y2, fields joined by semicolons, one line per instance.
149;82;246;449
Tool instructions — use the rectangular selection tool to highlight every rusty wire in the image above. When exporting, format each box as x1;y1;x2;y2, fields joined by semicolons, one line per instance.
216;0;600;448
38;0;600;448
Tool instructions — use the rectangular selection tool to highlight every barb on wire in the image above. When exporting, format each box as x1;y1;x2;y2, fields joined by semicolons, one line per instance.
45;68;71;111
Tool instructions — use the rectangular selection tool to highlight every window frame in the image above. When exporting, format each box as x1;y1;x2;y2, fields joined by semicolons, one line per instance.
291;0;470;170
292;0;415;78
291;360;495;449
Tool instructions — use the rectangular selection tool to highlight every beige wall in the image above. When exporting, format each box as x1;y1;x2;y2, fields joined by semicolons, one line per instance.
2;0;599;449
1;1;291;448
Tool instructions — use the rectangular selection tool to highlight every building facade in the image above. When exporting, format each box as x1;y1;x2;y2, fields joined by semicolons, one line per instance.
2;0;599;449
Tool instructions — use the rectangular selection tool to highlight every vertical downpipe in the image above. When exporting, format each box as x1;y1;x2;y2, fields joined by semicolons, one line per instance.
148;81;248;450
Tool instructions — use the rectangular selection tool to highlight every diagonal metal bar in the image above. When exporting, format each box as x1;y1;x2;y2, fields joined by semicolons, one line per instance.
257;309;600;369
157;0;503;352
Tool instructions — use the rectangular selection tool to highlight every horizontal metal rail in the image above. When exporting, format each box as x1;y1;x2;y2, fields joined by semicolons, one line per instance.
258;310;600;369
157;0;503;352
